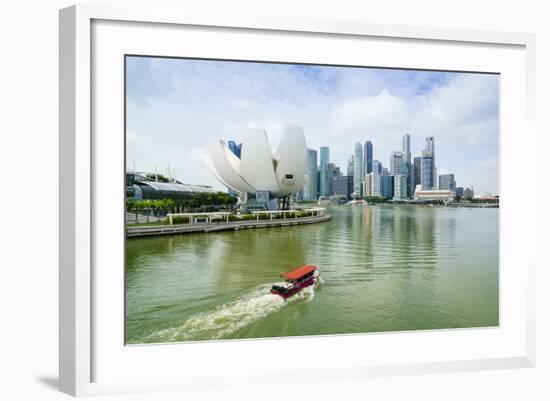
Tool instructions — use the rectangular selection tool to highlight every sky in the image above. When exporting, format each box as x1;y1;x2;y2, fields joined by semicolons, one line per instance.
126;56;500;195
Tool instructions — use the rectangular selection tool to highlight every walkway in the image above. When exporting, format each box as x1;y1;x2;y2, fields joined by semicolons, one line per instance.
126;213;331;238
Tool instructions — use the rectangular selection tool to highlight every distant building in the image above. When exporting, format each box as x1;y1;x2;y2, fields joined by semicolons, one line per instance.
390;151;403;176
303;148;318;201
425;136;435;153
393;175;408;200
414;189;455;203
402;134;413;199
381;175;394;199
373;160;382;175
320;146;330;197
364;141;373;175
421;137;437;189
464;187;474;199
413;157;421;194
347;156;354;177
400;161;411;198
439;174;456;192
227;140;243;197
364;173;373;197
382;167;390;176
354;142;364;196
421;150;435;190
327;162;336;195
333;176;353;199
456;187;464;198
227;140;242;158
316;168;320;198
372;174;382;197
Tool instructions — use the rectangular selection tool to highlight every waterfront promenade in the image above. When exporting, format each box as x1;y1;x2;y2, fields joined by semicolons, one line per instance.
127;213;332;238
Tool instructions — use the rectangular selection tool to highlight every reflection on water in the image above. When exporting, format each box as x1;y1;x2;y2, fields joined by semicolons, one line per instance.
125;206;499;344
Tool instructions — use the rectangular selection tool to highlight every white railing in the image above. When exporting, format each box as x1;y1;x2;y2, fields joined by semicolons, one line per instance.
251;207;325;221
165;208;326;225
165;212;232;225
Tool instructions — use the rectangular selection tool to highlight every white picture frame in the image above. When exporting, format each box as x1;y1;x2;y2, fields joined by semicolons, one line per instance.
59;4;536;397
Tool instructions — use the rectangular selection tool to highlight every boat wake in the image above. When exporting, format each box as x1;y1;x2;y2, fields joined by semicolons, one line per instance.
142;282;318;343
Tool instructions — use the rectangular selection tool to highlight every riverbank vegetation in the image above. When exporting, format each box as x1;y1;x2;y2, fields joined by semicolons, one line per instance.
126;192;238;213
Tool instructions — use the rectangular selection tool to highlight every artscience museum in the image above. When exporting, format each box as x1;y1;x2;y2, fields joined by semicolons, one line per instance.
205;125;308;209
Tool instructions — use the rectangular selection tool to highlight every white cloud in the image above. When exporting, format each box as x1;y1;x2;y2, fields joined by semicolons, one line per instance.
126;130;154;144
332;89;409;131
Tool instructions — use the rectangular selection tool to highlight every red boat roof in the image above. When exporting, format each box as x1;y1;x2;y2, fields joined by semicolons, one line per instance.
281;265;317;280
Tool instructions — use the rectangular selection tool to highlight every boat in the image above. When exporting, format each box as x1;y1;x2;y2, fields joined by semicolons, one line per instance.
270;264;320;299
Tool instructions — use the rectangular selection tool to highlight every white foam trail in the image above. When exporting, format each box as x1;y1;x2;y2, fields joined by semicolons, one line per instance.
143;280;320;343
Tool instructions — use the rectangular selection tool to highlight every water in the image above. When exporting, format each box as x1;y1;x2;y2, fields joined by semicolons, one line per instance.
125;206;499;344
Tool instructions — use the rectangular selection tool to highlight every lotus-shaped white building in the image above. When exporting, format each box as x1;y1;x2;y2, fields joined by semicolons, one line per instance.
206;125;307;199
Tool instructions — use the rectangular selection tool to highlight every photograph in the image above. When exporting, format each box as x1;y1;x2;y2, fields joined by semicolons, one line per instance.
124;55;499;344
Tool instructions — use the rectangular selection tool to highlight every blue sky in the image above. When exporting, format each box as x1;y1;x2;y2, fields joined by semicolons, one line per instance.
126;56;499;194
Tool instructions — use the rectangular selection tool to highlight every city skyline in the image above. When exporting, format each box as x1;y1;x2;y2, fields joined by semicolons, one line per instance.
126;56;499;194
304;132;475;202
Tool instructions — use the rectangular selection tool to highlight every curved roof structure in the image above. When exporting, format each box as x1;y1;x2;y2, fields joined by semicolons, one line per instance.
139;181;215;193
206;125;308;198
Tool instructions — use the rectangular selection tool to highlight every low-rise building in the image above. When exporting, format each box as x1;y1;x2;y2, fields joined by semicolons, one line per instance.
393;174;408;200
439;174;456;192
413;189;455;203
371;174;382;197
333;175;353;200
381;175;394;199
364;173;373;197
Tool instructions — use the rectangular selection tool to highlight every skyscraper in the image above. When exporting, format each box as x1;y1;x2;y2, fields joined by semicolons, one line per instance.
421;137;436;190
381;175;394;199
327;162;335;195
402;134;412;198
424;136;437;188
320;146;330;197
227;140;242;197
303;148;318;201
399;161;410;198
393;175;408;200
316;168;320;197
354;142;363;196
421;150;435;190
364;141;373;175
364;173;373;197
413;157;421;194
402;134;411;163
425;136;435;153
390;151;403;176
347;156;354;177
371;173;382;197
373;160;382;175
227;140;242;158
